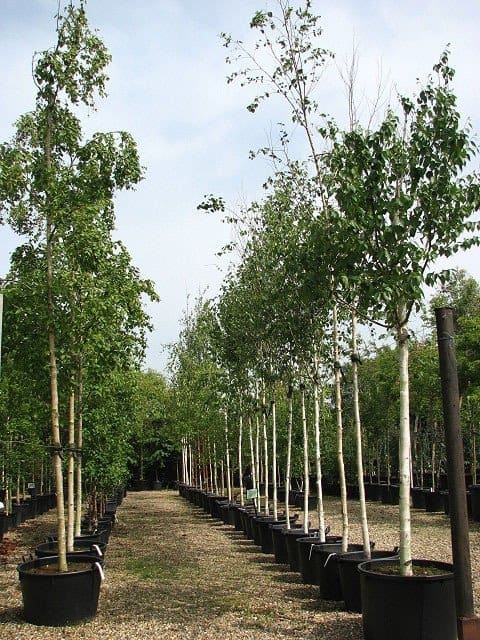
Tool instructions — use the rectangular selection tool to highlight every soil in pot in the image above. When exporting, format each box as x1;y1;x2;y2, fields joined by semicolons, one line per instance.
337;549;398;612
359;558;456;640
18;555;103;626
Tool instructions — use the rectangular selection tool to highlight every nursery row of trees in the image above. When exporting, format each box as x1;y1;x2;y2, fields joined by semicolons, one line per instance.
0;2;175;570
170;271;480;490
170;0;480;577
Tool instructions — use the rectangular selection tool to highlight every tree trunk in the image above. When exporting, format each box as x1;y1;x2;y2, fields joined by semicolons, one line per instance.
285;383;293;530
47;222;67;572
333;302;349;552
397;317;413;576
262;380;269;515
74;360;83;537
238;402;244;506
351;311;370;558
248;415;258;510
271;392;278;521
312;348;326;542
224;409;232;502
213;441;219;494
67;384;75;552
300;384;309;534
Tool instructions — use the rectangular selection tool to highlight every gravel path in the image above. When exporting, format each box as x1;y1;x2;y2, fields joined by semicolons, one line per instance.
1;489;479;639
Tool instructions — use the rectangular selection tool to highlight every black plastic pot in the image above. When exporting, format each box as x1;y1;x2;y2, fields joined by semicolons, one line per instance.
312;542;365;600
49;529;109;545
11;503;23;527
284;528;317;572
258;518;278;553
336;549;398;612
212;497;230;520
18;555;103;626
0;512;6;541
380;484;399;505
297;535;342;584
469;484;480;522
359;558;456;640
346;484;360;500
259;518;295;554
363;483;382;502
252;515;276;546
411;487;428;509
424;490;445;513
35;540;106;564
271;523;299;563
132;479;149;491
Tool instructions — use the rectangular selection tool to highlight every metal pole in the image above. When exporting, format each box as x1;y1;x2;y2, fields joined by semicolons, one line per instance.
435;306;480;640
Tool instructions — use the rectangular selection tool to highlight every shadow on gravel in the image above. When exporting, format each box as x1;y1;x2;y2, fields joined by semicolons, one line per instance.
0;607;24;625
281;585;347;614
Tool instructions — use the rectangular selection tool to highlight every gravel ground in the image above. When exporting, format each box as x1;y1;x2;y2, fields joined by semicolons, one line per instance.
1;489;479;639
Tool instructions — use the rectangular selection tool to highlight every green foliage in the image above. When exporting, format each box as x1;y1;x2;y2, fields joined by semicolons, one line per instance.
0;2;157;501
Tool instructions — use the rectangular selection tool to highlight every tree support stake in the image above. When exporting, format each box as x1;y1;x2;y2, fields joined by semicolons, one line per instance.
435;307;480;639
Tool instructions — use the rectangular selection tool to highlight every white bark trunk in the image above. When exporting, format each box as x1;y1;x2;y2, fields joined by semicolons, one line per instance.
351;311;370;558
313;348;326;542
74;364;83;538
262;380;269;515
238;406;244;506
301;384;309;534
285;385;293;529
272;394;278;521
225;410;232;502
333;302;349;552
67;386;75;552
398;317;412;576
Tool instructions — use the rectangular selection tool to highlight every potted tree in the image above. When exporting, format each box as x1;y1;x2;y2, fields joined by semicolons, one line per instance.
326;52;479;638
0;1;154;625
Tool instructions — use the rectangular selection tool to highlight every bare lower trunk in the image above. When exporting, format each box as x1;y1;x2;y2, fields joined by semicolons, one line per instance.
67;385;75;552
300;384;309;534
74;361;83;537
220;458;225;496
285;383;293;529
255;385;260;496
398;318;412;576
224;410;232;502
47;222;67;571
262;380;269;515
213;441;219;494
271;393;278;521
312;349;326;542
351;311;370;558
473;427;477;485
238;404;244;506
248;416;258;511
333;302;349;552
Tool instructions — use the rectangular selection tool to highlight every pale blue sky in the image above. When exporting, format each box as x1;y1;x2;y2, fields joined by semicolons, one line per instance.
1;0;479;371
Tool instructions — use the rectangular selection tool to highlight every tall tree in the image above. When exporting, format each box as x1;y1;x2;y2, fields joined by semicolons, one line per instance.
0;2;147;570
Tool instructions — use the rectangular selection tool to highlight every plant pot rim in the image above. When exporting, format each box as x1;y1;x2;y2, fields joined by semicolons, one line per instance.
283;528;316;537
296;535;342;545
358;558;454;581
336;549;398;564
18;554;102;578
